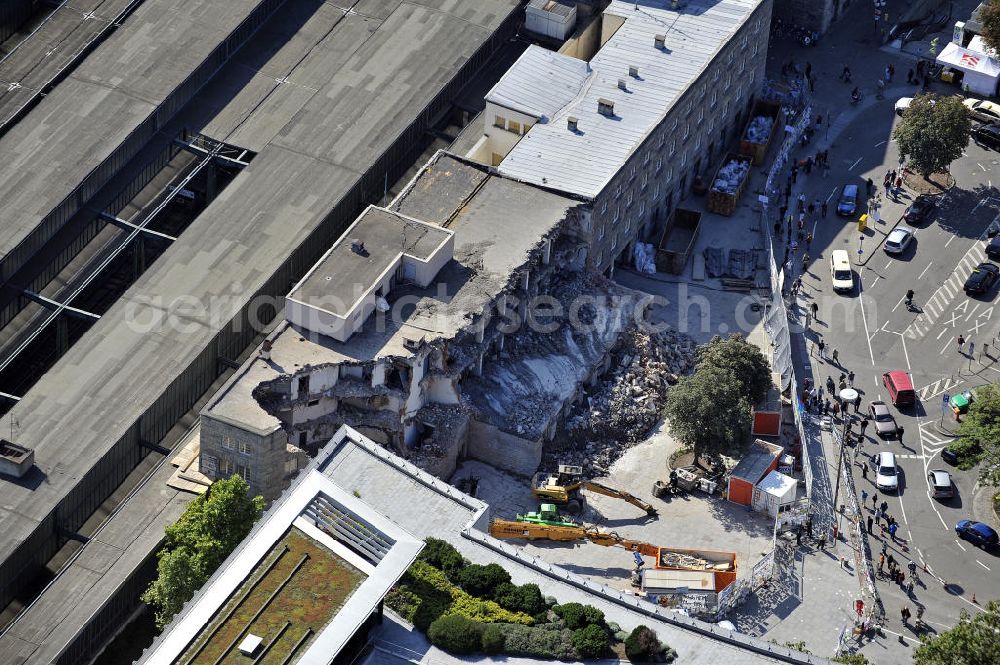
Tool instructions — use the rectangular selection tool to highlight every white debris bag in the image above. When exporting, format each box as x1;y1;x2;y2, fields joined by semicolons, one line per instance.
633;242;656;274
711;159;750;194
744;115;774;144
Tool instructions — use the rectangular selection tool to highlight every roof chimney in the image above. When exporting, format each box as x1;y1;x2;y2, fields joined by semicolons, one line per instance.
654;34;665;49
351;239;366;254
629;65;639;78
618;78;627;91
567;116;579;132
597;98;614;116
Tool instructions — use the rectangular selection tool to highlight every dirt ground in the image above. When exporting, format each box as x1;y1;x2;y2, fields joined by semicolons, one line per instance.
454;419;776;594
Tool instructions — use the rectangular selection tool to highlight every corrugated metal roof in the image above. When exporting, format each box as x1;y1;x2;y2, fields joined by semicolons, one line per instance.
527;0;577;19
485;44;591;120
498;0;761;199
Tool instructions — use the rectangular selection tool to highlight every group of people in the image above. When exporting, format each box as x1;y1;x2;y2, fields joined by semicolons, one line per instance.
883;169;904;197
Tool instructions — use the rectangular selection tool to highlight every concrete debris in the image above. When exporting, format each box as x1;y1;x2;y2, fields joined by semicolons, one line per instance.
711;158;751;195
704;246;725;277
632;241;656;274
743;114;774;144
548;327;696;474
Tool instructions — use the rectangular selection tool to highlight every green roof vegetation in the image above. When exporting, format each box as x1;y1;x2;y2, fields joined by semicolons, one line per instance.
180;527;366;665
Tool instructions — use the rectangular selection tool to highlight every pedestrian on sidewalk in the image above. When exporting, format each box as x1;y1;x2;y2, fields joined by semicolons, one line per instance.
969;341;975;359
958;334;966;353
883;171;892;193
862;463;869;480
821;200;827;217
818;339;826;360
881;499;888;514
866;178;874;197
901;606;911;624
809;75;815;92
792;166;799;184
805;157;814;175
796;528;803;545
889;522;899;543
860;415;869;437
906;579;914;596
854;393;862;412
867;515;874;534
811;301;819;321
895;175;903;192
817;532;827;550
862;489;868;504
831;348;839;364
897;425;904;446
823;399;830;414
907;69;914;84
889;63;895;80
848;370;855;387
798;192;806;210
805;62;812;79
879;553;885;572
806;518;813;539
805;233;813;250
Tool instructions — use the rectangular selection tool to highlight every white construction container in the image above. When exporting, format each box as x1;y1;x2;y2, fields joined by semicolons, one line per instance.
525;0;577;41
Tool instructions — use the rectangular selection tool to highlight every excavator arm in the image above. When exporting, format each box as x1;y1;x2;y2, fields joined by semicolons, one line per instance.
580;480;659;517
488;519;660;558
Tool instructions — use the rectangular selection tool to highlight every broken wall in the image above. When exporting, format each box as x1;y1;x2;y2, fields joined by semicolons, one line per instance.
467;419;543;477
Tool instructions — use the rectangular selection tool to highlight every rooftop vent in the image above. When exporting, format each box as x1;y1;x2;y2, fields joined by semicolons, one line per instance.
670;0;687;9
654;34;665;49
629;65;639;78
597;98;614;116
0;439;34;479
402;335;424;351
351;239;367;255
617;78;627;91
567;116;579;132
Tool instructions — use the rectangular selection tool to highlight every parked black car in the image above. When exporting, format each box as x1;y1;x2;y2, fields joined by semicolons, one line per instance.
903;195;936;224
973;123;1000;150
987;236;1000;261
964;262;1000;295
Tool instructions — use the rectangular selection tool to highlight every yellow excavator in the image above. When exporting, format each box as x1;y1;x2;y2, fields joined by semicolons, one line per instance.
531;464;658;517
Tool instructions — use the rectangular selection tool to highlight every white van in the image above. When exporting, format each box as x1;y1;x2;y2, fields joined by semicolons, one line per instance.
830;250;853;293
874;451;899;492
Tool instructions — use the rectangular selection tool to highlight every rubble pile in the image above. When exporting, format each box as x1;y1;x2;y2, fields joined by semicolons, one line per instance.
550;327;696;473
632;241;656;274
711;158;750;194
743;115;774;144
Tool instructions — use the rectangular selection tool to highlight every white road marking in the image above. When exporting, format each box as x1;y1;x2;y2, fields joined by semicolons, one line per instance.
884;260;893;271
871;276;881;288
946;234;958;247
937;327;949;340
901;330;911;371
892;294;906;312
956;540;967;551
919;262;933;279
875;140;887;147
977;560;991;571
858;268;876;366
978;162;987;171
849;157;863;170
940;336;955;354
826;186;838;202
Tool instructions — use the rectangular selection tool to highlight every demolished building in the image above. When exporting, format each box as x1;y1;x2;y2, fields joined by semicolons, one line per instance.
197;152;657;500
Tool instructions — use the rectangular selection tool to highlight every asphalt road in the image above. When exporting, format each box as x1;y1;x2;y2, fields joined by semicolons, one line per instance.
790;97;1000;635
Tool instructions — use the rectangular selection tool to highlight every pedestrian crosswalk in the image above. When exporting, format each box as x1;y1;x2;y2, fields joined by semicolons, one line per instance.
918;421;954;456
906;244;987;340
916;376;961;401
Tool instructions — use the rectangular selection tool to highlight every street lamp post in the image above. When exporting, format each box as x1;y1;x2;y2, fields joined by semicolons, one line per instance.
832;387;859;541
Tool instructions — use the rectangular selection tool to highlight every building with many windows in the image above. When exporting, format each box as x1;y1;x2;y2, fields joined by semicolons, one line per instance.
468;0;772;274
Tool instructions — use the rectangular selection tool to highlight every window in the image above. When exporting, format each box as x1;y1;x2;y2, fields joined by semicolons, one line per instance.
236;463;251;482
625;188;634;206
713;69;720;83
612;234;618;250
637;199;646;217
726;73;732;90
612;204;620;222
601;200;608;215
698;107;705;124
222;436;234;450
670;139;676;155
629;165;636;178
653;182;660;200
239;441;251;455
749;69;755;84
711;88;718;107
680;151;687;168
643;150;650;166
616;183;623;198
665;167;673;183
494;114;506;128
600;222;607;239
752;41;759;56
655;157;662;173
683;122;690;141
735;87;744;104
508;120;521;134
641;171;649;189
670;119;678;134
597;250;604;265
221;457;234;475
307;398;320;407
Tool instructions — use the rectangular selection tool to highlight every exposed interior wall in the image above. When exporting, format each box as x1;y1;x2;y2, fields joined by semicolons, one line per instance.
467;419;543;477
558;10;603;60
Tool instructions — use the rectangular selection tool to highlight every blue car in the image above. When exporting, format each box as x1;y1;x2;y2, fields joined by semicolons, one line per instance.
837;184;859;216
955;520;999;549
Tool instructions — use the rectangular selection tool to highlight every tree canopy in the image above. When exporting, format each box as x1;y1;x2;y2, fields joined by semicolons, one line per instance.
892;94;970;177
664;363;752;463
912;600;1000;665
142;475;264;628
956;383;1000;485
696;334;772;405
980;0;1000;56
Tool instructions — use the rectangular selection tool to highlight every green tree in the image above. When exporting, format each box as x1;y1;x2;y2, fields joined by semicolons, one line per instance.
572;624;610;658
142;475;264;628
832;653;870;665
624;625;663;662
957;383;1000;484
892;94;970;178
697;334;772;404
664;364;752;464
979;0;1000;55
913;600;1000;665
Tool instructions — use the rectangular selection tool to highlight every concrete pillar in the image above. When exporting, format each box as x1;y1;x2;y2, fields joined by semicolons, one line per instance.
56;316;68;356
133;237;146;279
206;163;218;201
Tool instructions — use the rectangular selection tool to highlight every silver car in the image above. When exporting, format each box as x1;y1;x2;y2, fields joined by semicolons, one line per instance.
868;401;897;439
884;227;913;255
928;469;954;499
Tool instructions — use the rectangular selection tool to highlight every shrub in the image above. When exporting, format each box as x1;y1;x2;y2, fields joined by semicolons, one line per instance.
396;560;533;630
496;623;577;659
573;624;611;658
625;625;663;662
495;582;547;615
419;538;466;579
457;563;511;598
481;624;506;654
554;602;605;629
428;615;483;654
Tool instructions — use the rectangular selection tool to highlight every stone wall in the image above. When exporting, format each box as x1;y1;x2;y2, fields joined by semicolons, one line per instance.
467;419;543;478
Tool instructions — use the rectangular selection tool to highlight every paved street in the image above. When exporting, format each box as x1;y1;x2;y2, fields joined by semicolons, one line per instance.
771;0;1000;658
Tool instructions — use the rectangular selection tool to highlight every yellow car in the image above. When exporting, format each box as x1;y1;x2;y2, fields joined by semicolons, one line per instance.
963;98;1000;123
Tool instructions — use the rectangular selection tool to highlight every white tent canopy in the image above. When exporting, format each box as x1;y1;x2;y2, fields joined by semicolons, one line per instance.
937;40;1000;96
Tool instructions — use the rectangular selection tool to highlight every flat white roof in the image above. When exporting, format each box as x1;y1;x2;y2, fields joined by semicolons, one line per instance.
756;470;797;497
498;0;762;198
485;44;592;120
141;429;423;665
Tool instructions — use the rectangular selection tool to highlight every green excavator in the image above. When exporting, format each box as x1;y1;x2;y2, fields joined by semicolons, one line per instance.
514;503;578;527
